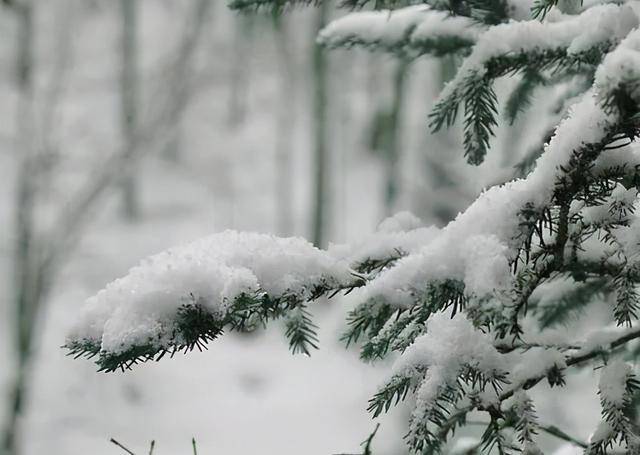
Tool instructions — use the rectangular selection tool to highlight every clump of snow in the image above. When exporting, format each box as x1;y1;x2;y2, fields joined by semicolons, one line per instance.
394;313;505;412
595;28;640;104
68;231;353;355
507;347;567;386
328;212;439;268
598;359;631;406
318;5;482;53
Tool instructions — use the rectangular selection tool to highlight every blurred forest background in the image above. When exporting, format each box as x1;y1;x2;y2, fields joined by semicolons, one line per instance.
0;1;586;454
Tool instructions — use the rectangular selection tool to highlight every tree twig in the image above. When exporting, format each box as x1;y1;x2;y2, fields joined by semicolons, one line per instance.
110;438;136;455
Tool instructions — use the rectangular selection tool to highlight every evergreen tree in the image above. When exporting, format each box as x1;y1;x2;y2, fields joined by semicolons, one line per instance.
66;0;640;453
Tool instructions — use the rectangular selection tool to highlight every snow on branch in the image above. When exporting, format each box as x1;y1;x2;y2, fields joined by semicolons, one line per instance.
318;5;482;57
596;28;640;114
65;231;358;371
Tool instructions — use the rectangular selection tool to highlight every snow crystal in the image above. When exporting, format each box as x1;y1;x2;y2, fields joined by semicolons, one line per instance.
69;231;353;354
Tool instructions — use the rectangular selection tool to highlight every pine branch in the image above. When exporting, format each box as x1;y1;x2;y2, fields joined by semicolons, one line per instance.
430;45;606;164
284;304;320;355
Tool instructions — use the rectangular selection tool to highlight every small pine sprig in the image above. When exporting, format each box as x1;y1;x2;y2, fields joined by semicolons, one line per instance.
613;268;640;327
509;391;543;455
367;373;415;417
284;304;319;355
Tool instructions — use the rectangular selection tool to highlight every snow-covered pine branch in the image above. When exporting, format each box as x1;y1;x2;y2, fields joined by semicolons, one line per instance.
67;0;640;453
429;3;638;164
317;5;482;58
65;215;425;372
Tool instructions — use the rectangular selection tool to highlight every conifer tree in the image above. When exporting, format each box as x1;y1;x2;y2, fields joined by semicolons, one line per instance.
67;0;640;453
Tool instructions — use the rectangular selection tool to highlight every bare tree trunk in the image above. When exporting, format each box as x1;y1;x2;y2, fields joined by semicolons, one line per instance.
272;11;295;236
383;58;409;216
120;0;140;220
311;1;330;248
3;4;35;455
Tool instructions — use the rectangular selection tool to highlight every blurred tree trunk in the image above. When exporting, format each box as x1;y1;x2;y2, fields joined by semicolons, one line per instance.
227;14;254;127
273;11;295;236
119;0;140;220
311;1;330;248
161;0;213;162
383;58;409;216
3;3;36;455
